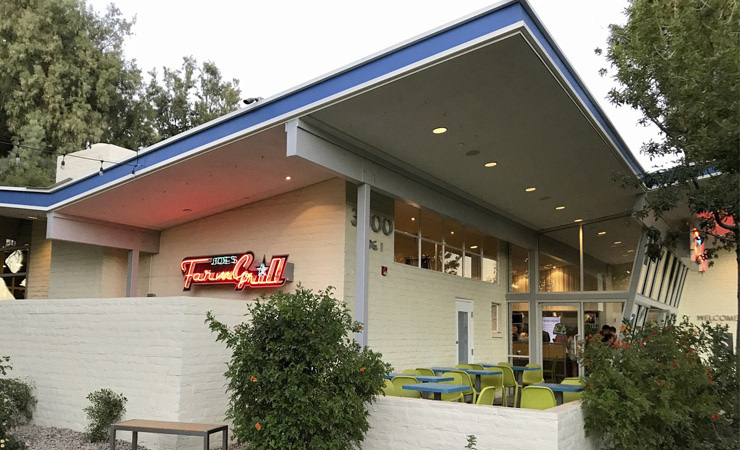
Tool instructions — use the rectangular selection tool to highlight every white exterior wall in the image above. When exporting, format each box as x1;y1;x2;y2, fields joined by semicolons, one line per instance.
679;249;738;345
46;241;128;299
365;396;597;450
27;220;51;299
0;297;246;450
344;188;508;370
146;178;346;300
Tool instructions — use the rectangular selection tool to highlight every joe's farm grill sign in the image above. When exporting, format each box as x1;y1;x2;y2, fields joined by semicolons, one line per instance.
180;252;289;290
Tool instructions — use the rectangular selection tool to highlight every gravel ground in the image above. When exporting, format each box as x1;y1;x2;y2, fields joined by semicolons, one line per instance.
11;425;249;450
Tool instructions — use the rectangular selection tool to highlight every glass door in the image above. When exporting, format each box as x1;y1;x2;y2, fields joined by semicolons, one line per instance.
537;302;582;383
508;302;530;366
455;299;473;364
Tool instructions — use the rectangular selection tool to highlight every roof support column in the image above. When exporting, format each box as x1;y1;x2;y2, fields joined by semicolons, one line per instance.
623;228;649;324
126;249;139;297
354;183;371;349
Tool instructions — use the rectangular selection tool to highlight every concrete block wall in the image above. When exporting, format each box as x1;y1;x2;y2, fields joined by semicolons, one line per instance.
27;220;51;299
0;297;246;450
344;189;509;370
364;396;596;450
45;241;128;299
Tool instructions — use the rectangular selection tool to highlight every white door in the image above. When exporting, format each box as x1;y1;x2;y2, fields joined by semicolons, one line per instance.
455;299;474;364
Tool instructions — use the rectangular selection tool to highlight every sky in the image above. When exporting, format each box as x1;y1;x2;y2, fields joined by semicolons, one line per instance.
86;0;666;170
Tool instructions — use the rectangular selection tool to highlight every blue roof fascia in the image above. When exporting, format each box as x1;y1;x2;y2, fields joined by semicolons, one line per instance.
0;0;641;210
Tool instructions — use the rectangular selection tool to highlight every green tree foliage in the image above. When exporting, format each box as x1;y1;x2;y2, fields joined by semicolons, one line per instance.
0;0;241;187
579;318;738;449
84;388;126;442
601;0;739;348
205;286;392;449
0;357;36;450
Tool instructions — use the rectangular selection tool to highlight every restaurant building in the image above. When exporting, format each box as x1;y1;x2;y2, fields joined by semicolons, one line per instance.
0;0;726;447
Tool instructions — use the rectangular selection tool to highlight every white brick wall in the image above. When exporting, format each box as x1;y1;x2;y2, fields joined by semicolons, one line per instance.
0;297;247;450
27;220;51;299
344;190;509;370
365;396;597;450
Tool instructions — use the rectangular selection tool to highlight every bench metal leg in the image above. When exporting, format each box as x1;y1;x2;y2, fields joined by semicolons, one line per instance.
204;432;210;450
222;427;228;450
110;428;116;450
132;431;137;450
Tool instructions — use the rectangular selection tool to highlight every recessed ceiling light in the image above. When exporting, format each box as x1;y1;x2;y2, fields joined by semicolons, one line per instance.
484;162;497;167
450;231;455;235
411;217;415;221
525;187;536;192
574;218;583;223
469;245;478;249
627;249;634;253
555;206;566;210
27;216;37;220
432;127;447;134
598;231;607;236
285;176;292;180
614;241;622;245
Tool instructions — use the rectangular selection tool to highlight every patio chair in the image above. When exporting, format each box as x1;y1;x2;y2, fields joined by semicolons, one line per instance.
543;356;558;382
455;364;473;370
475;386;499;406
402;369;422;376
440;372;467;402
498;365;519;407
415;368;436;376
561;377;586;403
383;379;396;396
497;361;512;367
391;376;421;398
467;364;484;370
480;368;505;406
523;363;545;385
451;370;477;403
520;386;556;410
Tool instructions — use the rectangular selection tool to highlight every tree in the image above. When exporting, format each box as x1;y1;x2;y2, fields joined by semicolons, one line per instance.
601;0;739;351
0;0;241;187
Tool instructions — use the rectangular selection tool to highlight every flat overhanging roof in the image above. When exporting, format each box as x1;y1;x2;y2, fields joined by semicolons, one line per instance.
0;0;644;232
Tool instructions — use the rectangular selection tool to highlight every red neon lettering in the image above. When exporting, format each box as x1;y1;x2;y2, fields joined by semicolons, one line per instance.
181;252;288;290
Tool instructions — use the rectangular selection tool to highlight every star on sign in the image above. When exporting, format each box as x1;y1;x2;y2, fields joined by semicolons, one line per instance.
257;263;268;277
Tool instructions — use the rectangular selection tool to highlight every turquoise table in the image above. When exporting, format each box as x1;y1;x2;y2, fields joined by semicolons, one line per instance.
430;367;502;391
532;382;584;405
384;373;454;383
402;382;468;400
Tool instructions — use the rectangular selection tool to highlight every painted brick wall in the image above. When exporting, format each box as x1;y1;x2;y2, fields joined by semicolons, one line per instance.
27;220;51;299
146;178;346;301
364;396;597;449
46;241;128;299
0;297;247;450
344;188;509;370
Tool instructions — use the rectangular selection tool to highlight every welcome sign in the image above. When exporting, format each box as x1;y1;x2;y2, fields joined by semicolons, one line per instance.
180;252;289;291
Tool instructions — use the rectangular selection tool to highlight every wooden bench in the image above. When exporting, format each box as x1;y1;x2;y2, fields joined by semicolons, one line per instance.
110;419;228;450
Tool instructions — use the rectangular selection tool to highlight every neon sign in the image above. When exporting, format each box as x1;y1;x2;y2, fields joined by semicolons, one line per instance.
180;252;289;290
691;229;708;272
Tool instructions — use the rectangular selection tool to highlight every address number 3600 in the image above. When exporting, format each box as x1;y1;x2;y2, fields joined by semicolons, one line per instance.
350;207;394;236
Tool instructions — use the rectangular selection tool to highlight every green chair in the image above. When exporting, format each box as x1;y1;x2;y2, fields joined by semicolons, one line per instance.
456;364;473;370
475;386;499;406
523;363;545;386
383;379;396;396
561;377;586;403
415;368;436;376
440;372;465;402
391;376;421;398
467;364;484;370
521;386;556;410
497;361;512;367
480;368;505;406
402;369;422;376
451;370;478;403
498;365;520;407
543;356;558;382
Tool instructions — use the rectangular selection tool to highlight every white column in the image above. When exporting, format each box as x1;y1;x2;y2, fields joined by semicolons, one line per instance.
355;184;371;349
126;249;139;297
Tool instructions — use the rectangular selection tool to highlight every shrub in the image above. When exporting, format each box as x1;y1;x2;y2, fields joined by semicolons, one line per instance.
0;356;34;450
84;389;127;442
579;317;738;450
206;286;392;449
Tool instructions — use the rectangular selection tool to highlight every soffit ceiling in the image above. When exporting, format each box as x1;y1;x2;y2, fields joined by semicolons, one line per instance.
309;32;643;232
57;127;334;230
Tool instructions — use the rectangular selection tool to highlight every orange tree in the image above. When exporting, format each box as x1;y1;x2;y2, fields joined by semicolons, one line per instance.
206;286;391;449
579;317;738;449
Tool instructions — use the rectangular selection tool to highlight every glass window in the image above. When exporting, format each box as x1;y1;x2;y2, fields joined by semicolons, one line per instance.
509;244;529;293
445;219;463;249
482;235;498;284
394;233;418;267
491;303;500;333
443;247;463;276
394;200;419;235
464;252;482;280
509;302;529;364
421;210;443;242
465;227;482;252
421;240;442;272
539;227;580;292
583;217;642;292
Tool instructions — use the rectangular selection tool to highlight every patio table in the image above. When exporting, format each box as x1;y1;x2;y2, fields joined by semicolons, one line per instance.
429;367;501;392
402;382;468;401
384;373;454;383
531;382;584;405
